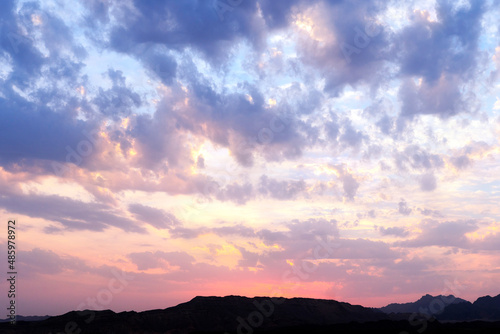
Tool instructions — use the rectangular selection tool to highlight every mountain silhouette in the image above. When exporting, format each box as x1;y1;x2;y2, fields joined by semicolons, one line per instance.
379;294;468;314
1;295;500;334
0;296;401;334
0;315;49;323
437;294;500;321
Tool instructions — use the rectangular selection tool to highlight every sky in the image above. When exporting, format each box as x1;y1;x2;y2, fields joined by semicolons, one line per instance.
1;0;500;317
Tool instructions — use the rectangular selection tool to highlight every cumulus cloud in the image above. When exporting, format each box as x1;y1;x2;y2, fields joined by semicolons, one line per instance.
418;208;443;218
419;173;437;192
339;119;366;149
450;154;471;170
398;198;412;216
108;0;265;64
92;69;142;118
378;226;409;237
216;182;254;205
328;165;360;200
399;220;478;248
394;145;444;172
395;1;485;118
129;204;181;229
258;175;306;200
341;173;360;200
19;248;90;276
0;192;145;233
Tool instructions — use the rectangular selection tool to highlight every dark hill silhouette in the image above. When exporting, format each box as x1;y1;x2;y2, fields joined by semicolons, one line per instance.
0;295;403;334
379;294;468;314
0;315;49;323
1;295;500;334
438;294;500;321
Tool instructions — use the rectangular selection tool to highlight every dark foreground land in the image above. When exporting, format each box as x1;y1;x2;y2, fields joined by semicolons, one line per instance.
4;318;500;334
2;295;500;334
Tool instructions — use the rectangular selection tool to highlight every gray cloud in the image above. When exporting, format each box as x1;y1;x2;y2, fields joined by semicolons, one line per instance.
258;175;306;200
399;220;477;248
92;69;142;118
339;120;365;149
342;173;360;200
394;145;444;172
129;204;181;229
216;182;254;205
450;155;471;170
398;198;412;216
378;226;409;237
0;193;145;233
395;1;486;119
108;0;265;64
418;208;443;218
128;251;195;271
420;173;437;192
19;248;90;276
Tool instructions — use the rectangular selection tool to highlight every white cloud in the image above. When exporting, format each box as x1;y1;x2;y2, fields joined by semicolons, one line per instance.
494;97;500;110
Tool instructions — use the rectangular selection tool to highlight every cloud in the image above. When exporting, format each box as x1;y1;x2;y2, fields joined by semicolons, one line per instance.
327;164;361;201
19;248;90;276
258;175;306;200
128;251;195;271
236;246;260;267
325;238;399;260
378;226;409;237
398;198;412;216
0;193;145;233
341;173;360;200
258;0;303;29
397;2;484;82
418;208;443;218
128;95;192;170
216;182;254;205
212;224;256;238
494;97;500;110
376;115;395;135
394;145;444;172
168;223;256;240
108;0;265;64
128;204;181;229
420;173;437;192
399;220;478;248
450;154;472;170
169;226;208;239
397;75;474;119
339;119;365;149
92;69;142;118
136;44;177;85
0;95;99;169
395;1;485;118
471;232;500;251
291;0;389;95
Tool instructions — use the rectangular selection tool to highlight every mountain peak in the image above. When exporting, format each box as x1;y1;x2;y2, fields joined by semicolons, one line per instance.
380;294;468;314
438;293;500;321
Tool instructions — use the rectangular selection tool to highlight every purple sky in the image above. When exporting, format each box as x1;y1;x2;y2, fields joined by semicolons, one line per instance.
1;0;500;316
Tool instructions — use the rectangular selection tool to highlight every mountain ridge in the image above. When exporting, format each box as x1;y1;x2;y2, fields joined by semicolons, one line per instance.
437;294;500;321
1;294;500;333
379;294;469;314
0;295;404;333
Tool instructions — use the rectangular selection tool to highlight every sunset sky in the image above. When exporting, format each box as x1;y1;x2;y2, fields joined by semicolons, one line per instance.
1;0;500;316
